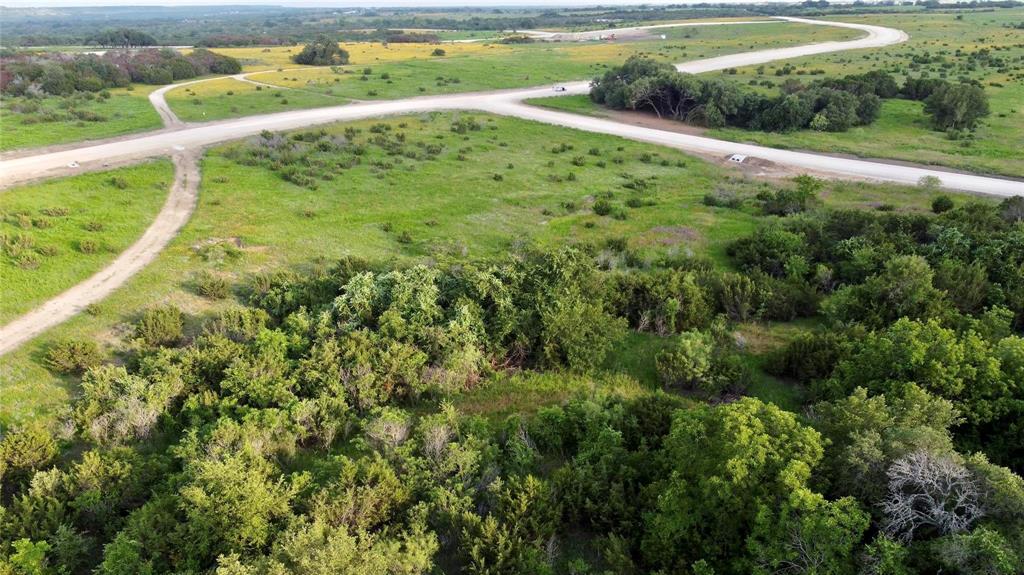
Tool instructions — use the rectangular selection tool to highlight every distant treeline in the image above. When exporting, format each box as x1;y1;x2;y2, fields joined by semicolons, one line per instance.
0;48;241;95
84;28;158;48
5;2;1022;47
194;35;297;48
339;29;442;44
591;56;990;133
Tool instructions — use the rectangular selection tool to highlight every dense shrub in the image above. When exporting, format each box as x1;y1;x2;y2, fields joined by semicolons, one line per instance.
85;28;157;48
2;48;240;96
45;338;104;375
134;305;184;347
590;56;887;133
932;195;955;213
193;270;230;299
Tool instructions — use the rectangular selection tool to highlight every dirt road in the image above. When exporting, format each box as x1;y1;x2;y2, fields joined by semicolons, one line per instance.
0;152;200;356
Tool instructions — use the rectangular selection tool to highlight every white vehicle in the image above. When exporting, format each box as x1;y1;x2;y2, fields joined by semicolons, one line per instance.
728;154;747;164
552;85;567;92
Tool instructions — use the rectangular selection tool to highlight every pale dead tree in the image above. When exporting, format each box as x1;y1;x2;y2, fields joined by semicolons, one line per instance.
882;450;983;542
365;412;411;452
545;535;560;567
421;421;453;464
773;527;829;575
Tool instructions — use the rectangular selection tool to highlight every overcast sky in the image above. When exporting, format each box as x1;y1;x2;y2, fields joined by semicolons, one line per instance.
2;0;812;7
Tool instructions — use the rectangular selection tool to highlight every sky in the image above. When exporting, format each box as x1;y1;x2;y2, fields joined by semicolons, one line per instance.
2;0;813;7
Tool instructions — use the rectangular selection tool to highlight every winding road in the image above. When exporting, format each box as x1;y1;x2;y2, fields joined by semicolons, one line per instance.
1;16;1022;355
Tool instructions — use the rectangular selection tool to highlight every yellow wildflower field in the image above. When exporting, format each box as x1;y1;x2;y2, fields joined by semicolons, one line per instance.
202;41;510;72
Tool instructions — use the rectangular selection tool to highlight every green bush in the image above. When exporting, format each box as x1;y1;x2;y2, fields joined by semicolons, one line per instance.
134;305;184;347
593;199;613;216
656;331;714;388
193;270;230;299
45;338;103;375
932;195;955;214
292;35;349;65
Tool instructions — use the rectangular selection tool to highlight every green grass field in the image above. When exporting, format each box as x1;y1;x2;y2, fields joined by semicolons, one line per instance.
704;9;1024;177
0;85;163;152
164;78;348;122
0;112;968;427
0;161;173;325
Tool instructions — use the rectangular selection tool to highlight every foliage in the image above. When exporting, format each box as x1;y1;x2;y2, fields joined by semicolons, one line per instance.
923;82;990;131
641;398;843;573
292;35;350;66
590;56;891;133
134;305;184;347
1;49;240;96
85;28;157;48
44;338;103;375
655;322;749;395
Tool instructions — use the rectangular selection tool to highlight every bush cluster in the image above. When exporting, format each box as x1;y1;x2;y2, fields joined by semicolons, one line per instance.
591;56;989;134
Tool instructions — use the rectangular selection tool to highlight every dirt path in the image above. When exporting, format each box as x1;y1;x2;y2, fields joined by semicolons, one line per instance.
0;152;200;356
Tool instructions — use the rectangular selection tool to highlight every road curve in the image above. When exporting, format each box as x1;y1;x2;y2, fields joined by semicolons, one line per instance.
512;19;784;41
0;153;200;356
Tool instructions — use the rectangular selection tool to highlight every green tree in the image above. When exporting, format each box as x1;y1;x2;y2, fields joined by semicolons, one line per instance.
933;527;1022;575
292;35;350;65
823;255;948;328
923;82;990;131
748;486;869;575
641;398;827;573
811;385;958;503
177;453;299;567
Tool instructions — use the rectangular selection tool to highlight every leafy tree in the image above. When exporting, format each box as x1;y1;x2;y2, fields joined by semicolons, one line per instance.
822;255;948;328
932;527;1023;575
214;515;437;575
86;28;157;47
74;361;184;445
730;224;808;278
176;453;299;568
641;398;829;573
924;82;990;131
766;329;851;384
811;385;959;503
747;487;868;575
292;35;349;65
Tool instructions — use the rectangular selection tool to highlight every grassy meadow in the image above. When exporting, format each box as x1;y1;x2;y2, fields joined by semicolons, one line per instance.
0;85;163;152
164;78;348;122
0;160;173;324
0;112;972;427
